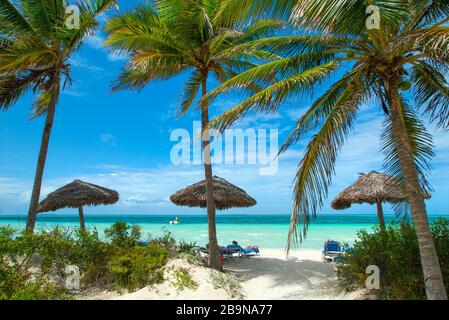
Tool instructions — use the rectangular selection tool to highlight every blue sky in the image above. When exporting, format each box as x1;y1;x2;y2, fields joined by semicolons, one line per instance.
1;0;449;216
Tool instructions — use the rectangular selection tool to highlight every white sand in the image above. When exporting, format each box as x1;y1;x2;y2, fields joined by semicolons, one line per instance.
82;249;365;300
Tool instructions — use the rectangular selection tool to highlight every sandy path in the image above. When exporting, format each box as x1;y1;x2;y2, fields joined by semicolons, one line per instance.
81;249;364;300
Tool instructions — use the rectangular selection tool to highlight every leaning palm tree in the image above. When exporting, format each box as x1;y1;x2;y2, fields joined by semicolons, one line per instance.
206;0;449;299
0;0;118;233
104;0;282;269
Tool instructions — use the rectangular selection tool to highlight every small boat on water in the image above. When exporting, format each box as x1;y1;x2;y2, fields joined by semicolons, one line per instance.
169;216;180;224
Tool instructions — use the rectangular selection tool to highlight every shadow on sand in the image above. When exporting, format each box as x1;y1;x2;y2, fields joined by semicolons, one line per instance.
223;254;350;299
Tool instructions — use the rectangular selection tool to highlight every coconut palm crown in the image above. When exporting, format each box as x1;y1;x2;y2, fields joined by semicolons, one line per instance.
104;0;283;269
0;0;118;232
205;0;449;299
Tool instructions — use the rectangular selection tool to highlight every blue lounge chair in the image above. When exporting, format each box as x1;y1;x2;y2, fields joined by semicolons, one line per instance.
194;246;209;255
194;246;234;257
226;244;260;257
322;240;342;262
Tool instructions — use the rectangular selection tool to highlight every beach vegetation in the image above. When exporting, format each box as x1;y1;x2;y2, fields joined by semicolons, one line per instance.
108;243;168;291
169;267;199;292
207;0;449;299
149;228;178;256
178;251;206;267
104;221;142;248
178;240;197;255
336;218;449;299
0;255;70;300
0;222;200;297
211;271;243;299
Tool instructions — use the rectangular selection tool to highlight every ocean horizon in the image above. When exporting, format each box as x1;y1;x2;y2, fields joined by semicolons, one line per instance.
0;213;445;249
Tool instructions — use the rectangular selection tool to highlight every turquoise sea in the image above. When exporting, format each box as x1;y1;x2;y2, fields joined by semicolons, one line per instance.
0;214;444;249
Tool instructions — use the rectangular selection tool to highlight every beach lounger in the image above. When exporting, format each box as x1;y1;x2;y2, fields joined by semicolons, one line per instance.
194;246;209;255
226;244;260;257
194;245;257;261
194;246;233;257
322;240;342;262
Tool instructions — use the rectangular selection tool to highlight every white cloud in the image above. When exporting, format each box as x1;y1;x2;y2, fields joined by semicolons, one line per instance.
86;33;129;62
107;50;128;62
85;34;104;49
284;105;310;121
69;55;105;74
100;133;116;146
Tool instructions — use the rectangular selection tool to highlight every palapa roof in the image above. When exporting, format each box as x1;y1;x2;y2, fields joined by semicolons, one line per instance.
331;171;411;210
37;179;119;213
169;176;256;210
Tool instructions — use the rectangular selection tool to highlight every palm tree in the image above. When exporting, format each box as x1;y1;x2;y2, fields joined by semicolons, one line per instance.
0;0;118;233
206;0;449;299
104;0;282;269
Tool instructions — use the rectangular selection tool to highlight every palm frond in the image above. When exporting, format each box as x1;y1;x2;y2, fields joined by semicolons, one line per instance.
112;52;188;91
287;81;365;251
0;69;46;109
105;7;186;56
206;53;337;103
414;27;449;61
411;62;449;129
240;19;285;41
381;99;434;199
214;0;296;26
409;0;449;28
0;0;34;36
178;70;202;116
20;0;53;34
62;0;118;56
30;88;52;119
208;61;338;132
291;0;409;36
280;72;356;153
216;35;352;60
0;43;56;73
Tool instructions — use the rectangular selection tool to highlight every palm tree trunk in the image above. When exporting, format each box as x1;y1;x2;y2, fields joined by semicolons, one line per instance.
376;199;386;230
26;82;60;233
387;84;447;300
78;206;86;231
200;71;222;270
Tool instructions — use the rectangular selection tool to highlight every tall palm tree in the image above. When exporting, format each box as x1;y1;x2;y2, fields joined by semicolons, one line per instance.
0;0;118;233
104;0;282;269
206;0;449;299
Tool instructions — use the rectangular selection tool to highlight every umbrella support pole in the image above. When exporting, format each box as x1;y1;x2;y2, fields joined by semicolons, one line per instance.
376;199;386;230
78;206;86;231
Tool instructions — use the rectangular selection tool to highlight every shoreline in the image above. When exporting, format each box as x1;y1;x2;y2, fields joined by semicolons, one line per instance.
3;213;440;249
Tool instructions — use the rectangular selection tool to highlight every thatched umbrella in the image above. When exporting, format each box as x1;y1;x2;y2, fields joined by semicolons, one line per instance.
37;179;119;230
170;176;256;210
331;171;427;229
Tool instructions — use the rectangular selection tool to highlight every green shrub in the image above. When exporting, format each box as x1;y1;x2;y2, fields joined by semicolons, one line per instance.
178;240;197;254
336;218;449;299
108;243;168;291
1;227;111;287
72;229;111;287
104;222;141;248
169;267;198;292
0;226;75;280
0;255;69;300
149;228;177;256
0;222;173;297
0;222;214;297
178;251;206;266
212;272;243;299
